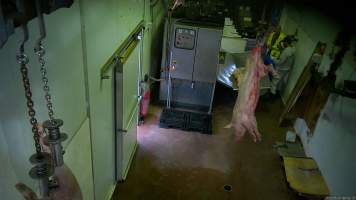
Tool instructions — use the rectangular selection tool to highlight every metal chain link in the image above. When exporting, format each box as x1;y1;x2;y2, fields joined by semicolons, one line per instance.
35;44;55;121
17;53;42;154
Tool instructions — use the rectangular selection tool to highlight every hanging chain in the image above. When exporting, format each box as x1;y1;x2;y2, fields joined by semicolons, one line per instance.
17;52;42;155
34;0;55;122
16;4;53;198
35;44;55;121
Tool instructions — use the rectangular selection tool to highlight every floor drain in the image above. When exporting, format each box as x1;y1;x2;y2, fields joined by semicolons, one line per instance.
224;184;232;192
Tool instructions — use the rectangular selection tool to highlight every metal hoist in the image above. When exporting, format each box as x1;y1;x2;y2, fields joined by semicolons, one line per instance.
16;0;67;198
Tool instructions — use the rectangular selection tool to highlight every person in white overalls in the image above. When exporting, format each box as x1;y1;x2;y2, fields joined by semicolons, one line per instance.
270;36;297;96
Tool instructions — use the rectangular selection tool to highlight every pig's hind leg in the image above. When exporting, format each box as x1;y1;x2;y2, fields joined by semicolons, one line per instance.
244;116;262;142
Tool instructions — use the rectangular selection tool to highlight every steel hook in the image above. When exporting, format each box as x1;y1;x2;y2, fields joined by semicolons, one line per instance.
34;0;46;52
16;0;29;62
19;24;29;55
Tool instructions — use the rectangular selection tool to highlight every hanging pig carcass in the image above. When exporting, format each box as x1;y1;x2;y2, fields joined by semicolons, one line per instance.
226;46;275;142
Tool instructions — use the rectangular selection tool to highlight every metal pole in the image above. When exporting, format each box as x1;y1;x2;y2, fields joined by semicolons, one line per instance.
166;51;173;109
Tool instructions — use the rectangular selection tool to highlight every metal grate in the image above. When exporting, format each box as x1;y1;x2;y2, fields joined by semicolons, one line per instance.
159;108;212;134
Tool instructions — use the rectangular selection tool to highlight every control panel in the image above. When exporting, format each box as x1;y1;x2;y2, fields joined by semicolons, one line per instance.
174;28;196;50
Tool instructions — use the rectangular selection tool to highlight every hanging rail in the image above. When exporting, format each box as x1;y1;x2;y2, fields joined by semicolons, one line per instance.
100;20;145;79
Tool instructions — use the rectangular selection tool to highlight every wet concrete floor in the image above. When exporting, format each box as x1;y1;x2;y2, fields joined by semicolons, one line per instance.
113;84;300;200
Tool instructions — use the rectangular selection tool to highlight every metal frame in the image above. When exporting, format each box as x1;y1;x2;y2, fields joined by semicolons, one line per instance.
111;22;144;181
114;44;140;181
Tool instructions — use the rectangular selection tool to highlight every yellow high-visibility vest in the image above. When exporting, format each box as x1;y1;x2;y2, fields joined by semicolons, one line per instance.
267;31;285;60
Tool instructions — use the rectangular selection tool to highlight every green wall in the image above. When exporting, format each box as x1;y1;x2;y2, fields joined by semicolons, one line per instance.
0;0;167;199
142;0;167;78
0;1;93;199
80;0;166;199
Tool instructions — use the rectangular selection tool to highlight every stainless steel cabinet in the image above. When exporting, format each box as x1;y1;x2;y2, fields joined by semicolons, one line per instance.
193;28;222;83
171;25;197;80
160;19;222;113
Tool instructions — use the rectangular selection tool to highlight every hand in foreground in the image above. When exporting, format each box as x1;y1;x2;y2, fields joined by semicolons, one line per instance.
16;164;82;200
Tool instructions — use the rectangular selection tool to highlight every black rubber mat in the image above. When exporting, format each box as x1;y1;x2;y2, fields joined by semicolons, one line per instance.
159;108;212;134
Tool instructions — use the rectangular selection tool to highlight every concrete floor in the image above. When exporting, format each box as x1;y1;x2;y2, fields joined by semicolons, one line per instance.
113;84;300;200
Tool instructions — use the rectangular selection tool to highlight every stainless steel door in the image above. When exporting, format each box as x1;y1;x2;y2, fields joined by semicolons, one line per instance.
115;38;141;181
193;28;222;83
170;25;198;80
